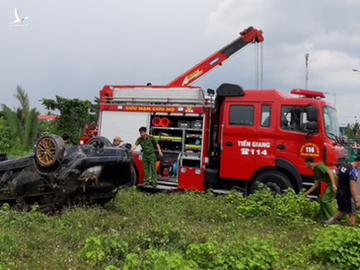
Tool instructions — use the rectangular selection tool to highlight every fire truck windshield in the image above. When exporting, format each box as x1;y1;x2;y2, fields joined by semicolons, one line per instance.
323;106;340;140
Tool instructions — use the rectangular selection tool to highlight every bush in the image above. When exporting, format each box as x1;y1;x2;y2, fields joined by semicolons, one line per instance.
272;189;319;224
137;249;197;270
186;237;278;270
78;231;129;266
226;187;320;225
0;117;12;153
0;116;34;157
308;225;360;269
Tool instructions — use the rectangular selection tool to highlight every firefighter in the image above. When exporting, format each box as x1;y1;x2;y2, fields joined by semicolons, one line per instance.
304;156;337;220
131;126;163;186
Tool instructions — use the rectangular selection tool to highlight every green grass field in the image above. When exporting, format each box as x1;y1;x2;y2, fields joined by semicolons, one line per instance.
0;187;359;270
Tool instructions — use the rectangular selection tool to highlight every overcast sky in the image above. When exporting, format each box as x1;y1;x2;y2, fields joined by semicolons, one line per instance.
1;0;360;124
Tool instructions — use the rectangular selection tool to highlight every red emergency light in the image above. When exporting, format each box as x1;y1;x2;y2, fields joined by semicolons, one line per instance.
290;89;325;98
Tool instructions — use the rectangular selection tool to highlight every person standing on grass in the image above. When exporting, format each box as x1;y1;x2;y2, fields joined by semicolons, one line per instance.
303;156;337;220
325;156;360;226
131;126;163;187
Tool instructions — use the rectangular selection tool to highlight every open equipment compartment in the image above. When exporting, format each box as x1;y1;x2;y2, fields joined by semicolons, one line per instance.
150;112;205;185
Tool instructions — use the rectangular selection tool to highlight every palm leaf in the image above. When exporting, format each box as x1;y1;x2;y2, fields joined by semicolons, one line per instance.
14;85;30;116
2;105;23;141
23;108;39;149
3;86;39;150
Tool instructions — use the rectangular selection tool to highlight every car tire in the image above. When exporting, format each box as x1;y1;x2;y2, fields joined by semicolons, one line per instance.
86;136;112;148
250;170;293;194
35;134;65;168
125;164;138;187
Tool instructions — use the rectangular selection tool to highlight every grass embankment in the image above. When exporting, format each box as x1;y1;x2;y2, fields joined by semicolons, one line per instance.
0;188;359;269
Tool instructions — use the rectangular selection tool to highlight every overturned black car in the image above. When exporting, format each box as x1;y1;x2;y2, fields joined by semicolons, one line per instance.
0;135;136;212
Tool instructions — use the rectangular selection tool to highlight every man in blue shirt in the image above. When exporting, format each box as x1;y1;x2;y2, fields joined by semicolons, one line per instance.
325;156;360;226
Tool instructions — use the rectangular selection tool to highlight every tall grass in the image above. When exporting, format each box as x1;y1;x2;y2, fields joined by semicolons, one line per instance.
0;187;357;269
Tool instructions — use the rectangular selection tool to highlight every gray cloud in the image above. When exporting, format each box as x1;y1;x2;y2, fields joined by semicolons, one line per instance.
1;0;360;124
202;0;360;124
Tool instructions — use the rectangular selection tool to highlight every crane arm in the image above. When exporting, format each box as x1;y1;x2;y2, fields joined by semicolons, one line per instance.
166;26;264;87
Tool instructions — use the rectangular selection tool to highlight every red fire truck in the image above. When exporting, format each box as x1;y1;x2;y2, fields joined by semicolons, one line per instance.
97;27;345;194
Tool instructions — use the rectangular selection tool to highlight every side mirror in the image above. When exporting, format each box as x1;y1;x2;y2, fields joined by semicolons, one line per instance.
306;106;318;122
306;122;318;131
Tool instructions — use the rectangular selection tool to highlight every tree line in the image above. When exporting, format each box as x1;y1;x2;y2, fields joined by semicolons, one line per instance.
2;85;360;157
0;85;98;156
345;122;360;144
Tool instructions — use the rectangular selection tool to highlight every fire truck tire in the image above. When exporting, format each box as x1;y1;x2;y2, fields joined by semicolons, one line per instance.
86;136;112;148
35;134;65;168
250;171;293;194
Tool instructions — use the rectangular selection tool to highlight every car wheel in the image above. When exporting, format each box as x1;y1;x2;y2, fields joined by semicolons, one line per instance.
35;134;65;168
125;164;138;187
250;170;293;194
86;136;112;148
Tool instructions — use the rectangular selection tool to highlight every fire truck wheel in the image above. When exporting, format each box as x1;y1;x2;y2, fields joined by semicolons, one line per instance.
86;136;112;148
35;134;65;168
250;171;293;194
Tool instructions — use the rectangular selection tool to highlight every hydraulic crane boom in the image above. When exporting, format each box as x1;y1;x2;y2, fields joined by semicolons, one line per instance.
166;26;264;87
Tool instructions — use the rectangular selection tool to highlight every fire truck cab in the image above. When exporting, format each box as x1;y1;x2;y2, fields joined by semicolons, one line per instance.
209;84;345;194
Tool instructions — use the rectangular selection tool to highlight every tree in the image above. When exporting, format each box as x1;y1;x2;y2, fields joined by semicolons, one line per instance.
344;122;360;144
2;85;39;150
353;122;360;143
41;96;98;145
345;123;354;142
0;116;13;153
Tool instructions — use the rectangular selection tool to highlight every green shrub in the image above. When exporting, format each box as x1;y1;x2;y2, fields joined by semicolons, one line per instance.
308;225;360;269
272;189;319;224
141;249;198;270
236;187;277;219
122;236;278;270
186;236;278;270
78;231;129;266
0;116;32;157
226;187;319;225
0;117;12;153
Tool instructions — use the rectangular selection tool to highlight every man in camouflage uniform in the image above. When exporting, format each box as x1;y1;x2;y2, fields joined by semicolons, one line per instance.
131;126;163;186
